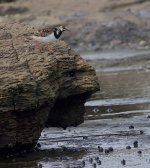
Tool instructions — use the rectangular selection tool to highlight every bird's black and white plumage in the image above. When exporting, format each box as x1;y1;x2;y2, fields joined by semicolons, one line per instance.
31;25;69;42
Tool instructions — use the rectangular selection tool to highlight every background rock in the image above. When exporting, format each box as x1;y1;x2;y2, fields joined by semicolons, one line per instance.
0;0;150;51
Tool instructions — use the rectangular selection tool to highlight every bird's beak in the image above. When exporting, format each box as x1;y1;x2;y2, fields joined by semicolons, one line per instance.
64;28;70;31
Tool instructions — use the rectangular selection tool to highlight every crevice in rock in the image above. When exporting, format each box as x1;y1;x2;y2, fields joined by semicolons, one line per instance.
11;39;19;62
46;92;92;129
25;60;40;108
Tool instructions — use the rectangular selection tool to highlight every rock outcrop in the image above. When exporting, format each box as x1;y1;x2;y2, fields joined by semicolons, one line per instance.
0;22;99;155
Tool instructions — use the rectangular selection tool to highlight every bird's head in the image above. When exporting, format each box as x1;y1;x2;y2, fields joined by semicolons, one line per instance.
59;26;70;32
53;26;69;39
54;26;69;33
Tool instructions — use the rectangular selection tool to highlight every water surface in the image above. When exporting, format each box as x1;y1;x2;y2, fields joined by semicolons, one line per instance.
1;49;150;168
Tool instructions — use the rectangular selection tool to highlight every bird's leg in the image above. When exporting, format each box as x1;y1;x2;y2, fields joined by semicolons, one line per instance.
45;43;54;54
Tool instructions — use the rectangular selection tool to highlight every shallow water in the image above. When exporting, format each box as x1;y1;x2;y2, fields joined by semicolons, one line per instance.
1;49;150;168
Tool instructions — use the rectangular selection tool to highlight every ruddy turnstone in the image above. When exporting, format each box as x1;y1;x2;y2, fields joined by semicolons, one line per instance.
31;25;69;53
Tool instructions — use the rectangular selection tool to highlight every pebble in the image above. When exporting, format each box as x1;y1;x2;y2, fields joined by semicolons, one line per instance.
38;163;43;168
140;130;144;134
62;146;67;151
121;159;126;165
105;149;109;154
147;115;150;118
89;158;93;163
82;160;85;167
37;143;41;148
98;146;103;152
95;156;99;161
108;147;113;152
129;125;134;129
98;160;101;165
138;150;142;154
126;146;131;149
93;163;97;168
133;141;138;148
83;136;88;140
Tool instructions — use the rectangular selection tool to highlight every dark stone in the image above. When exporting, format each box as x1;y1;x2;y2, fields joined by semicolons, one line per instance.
89;158;93;163
83;136;88;140
98;160;101;165
62;146;67;152
105;149;109;154
133;141;138;148
82;160;85;167
93;163;97;168
95;156;99;161
121;159;126;165
129;125;134;129
108;147;113;152
126;146;131;149
140;130;144;134
98;146;103;152
138;150;142;154
147;115;150;118
36;143;41;148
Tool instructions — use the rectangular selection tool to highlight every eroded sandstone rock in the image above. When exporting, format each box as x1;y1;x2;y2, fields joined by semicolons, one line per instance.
0;22;99;155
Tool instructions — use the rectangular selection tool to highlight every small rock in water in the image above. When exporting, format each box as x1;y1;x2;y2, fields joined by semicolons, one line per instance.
83;136;88;140
62;146;67;151
129;125;134;129
98;160;101;165
38;163;43;168
89;158;93;163
126;146;131;149
133;141;138;148
121;159;126;165
108;147;113;152
105;149;109;154
93;163;97;168
147;115;150;118
95;156;99;161
98;146;103;152
140;130;144;134
138;150;142;154
82;160;85;167
37;143;41;148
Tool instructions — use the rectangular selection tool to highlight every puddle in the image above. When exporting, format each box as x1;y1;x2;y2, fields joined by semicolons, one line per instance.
1;49;150;168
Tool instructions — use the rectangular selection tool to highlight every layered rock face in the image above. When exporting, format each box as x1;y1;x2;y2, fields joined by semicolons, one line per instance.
0;22;99;154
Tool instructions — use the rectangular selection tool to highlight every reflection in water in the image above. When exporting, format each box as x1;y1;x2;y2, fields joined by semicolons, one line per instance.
1;50;150;168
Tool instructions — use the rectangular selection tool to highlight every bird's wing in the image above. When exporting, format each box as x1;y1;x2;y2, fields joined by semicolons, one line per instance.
35;26;54;37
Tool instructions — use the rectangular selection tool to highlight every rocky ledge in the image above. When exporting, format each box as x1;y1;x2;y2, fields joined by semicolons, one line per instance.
0;22;99;156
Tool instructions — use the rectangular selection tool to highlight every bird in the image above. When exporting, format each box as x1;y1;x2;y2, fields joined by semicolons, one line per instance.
30;25;69;53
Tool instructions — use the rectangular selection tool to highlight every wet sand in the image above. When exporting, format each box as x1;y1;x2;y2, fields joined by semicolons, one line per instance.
1;49;150;168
